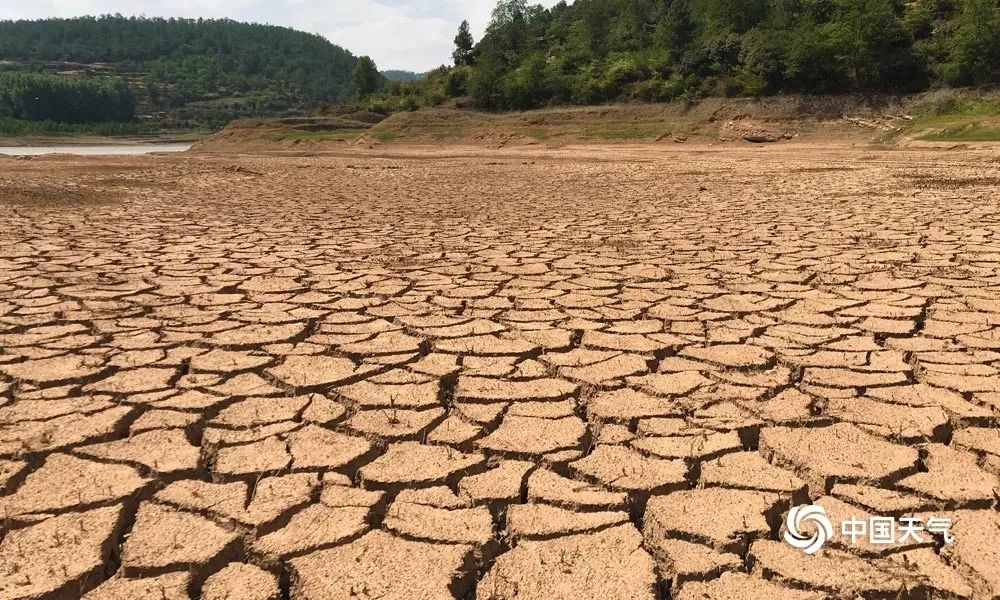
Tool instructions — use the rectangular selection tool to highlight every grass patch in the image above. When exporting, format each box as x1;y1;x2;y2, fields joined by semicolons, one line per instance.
368;110;487;142
579;126;666;140
364;106;699;144
273;129;361;142
522;128;550;141
919;125;1000;142
893;96;1000;143
917;96;1000;119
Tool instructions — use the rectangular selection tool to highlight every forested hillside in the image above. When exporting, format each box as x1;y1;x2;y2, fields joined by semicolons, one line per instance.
0;16;369;125
440;0;1000;110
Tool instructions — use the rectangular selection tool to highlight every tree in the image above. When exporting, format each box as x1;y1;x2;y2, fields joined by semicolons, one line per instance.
352;56;381;98
695;0;768;34
487;0;530;64
656;0;694;54
453;20;476;66
608;10;643;52
444;67;471;96
825;0;927;90
490;0;529;28
946;0;1000;84
502;52;547;109
564;20;595;67
146;80;162;106
469;40;509;108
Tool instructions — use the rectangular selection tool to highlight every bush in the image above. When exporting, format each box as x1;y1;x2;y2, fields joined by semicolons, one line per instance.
601;55;646;97
444;67;471;97
728;69;767;96
502;53;547;110
631;78;665;102
661;74;697;101
401;97;420;111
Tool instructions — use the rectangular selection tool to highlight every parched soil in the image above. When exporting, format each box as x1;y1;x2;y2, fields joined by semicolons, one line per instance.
1;142;999;600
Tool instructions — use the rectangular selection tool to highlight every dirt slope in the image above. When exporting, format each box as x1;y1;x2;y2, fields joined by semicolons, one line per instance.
195;95;905;152
194;90;1000;153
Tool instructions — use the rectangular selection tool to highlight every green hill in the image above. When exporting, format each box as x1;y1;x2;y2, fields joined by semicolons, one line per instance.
0;16;368;127
382;70;428;83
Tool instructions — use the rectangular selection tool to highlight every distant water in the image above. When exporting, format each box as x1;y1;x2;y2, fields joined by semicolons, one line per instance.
0;143;191;156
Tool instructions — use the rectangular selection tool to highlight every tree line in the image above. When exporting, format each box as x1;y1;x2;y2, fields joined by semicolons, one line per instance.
440;0;1000;110
0;72;136;123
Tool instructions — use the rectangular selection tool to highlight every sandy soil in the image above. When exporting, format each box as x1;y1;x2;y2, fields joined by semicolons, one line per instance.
1;141;999;599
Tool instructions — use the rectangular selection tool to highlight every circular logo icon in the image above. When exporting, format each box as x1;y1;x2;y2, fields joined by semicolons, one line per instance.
784;504;833;555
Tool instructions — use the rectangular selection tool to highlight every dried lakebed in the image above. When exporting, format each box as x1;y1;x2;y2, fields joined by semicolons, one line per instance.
1;144;999;599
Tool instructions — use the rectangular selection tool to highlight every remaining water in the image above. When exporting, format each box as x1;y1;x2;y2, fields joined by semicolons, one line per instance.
0;143;191;156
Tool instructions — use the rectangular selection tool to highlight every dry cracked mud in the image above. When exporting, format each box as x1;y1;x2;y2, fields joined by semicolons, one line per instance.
1;142;999;599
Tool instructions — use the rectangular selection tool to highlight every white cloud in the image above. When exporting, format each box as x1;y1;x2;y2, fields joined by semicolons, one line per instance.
0;0;568;71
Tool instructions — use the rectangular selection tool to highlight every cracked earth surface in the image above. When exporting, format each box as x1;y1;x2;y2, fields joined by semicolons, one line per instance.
1;144;999;600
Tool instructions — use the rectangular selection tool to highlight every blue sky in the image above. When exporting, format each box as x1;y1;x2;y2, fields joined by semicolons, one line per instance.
0;0;565;72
